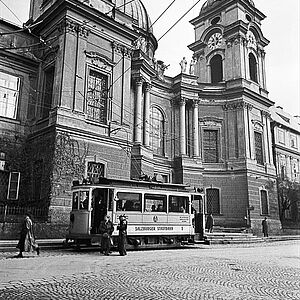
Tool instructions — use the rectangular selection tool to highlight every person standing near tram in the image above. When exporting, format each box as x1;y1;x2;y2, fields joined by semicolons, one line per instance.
99;215;114;255
117;215;128;256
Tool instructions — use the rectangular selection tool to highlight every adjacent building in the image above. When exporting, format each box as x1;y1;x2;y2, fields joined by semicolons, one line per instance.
0;0;284;237
270;106;300;225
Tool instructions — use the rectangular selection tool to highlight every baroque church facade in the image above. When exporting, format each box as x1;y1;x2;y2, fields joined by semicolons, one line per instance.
0;0;281;237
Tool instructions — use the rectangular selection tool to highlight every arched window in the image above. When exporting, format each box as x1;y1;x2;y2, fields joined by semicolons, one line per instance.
210;54;223;83
150;107;165;156
206;188;220;214
249;53;258;82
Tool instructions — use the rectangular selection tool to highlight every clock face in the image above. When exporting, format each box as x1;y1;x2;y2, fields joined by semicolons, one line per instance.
247;31;257;49
208;33;223;50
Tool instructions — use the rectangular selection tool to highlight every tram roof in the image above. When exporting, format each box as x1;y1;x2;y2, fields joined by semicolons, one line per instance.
72;177;196;192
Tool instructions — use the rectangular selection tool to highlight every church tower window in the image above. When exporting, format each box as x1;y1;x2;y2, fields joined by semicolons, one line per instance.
254;131;264;165
150;107;165;156
210;55;223;83
249;53;258;82
86;70;108;124
203;129;219;163
42;66;55;118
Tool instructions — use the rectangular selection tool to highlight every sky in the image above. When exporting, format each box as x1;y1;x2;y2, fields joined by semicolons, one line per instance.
0;0;299;116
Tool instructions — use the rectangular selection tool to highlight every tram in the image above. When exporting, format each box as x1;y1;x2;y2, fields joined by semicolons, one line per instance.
66;177;205;249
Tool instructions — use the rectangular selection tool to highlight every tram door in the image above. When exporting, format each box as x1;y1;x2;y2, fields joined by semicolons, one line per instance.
91;188;108;234
192;194;205;239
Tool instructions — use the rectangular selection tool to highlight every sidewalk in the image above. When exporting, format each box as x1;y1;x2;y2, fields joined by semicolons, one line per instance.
0;239;65;251
1;235;299;251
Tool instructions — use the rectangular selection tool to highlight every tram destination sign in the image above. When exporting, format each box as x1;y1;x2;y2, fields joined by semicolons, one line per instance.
130;225;190;234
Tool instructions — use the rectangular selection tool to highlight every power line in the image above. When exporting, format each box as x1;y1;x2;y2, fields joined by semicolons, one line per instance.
150;0;177;29
157;0;202;42
0;0;23;25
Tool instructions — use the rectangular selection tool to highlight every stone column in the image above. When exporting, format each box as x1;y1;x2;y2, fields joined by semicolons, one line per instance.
193;100;200;157
143;83;151;147
134;78;143;144
179;98;187;156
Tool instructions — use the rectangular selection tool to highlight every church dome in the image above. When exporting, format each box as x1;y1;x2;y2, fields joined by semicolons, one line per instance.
200;0;255;14
115;0;153;34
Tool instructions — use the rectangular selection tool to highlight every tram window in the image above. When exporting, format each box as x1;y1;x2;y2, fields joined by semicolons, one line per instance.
72;192;79;210
79;191;89;210
144;194;167;212
169;196;189;213
116;192;142;212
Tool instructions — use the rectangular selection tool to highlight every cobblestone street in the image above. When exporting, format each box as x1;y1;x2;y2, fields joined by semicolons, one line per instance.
0;241;299;300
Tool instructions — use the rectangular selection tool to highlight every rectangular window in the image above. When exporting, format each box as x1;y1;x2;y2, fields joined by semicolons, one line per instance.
290;134;297;149
169;195;189;213
116;192;142;212
86;70;108;124
87;162;104;183
0;72;20;119
144;194;167;212
260;190;269;215
278;129;285;144
7;172;20;200
42;66;55;118
203;130;219;163
254;132;264;165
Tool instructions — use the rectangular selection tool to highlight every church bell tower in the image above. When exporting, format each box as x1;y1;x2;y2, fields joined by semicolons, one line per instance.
188;0;280;234
189;0;269;95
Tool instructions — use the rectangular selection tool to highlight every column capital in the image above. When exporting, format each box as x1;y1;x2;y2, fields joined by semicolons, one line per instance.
144;82;152;91
192;99;200;108
179;97;187;106
134;77;144;86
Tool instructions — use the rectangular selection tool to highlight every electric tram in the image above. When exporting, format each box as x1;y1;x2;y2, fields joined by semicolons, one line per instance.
66;177;205;249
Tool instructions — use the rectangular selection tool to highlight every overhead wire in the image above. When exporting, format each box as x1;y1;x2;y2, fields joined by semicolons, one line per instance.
1;0;237;170
157;0;202;42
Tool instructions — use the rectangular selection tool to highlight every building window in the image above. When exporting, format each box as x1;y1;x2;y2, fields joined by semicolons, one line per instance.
87;162;105;183
210;55;223;83
260;190;269;215
0;72;20;119
278;129;285;144
290;134;297;149
0;152;5;171
254;132;264;165
150;107;165;156
7;172;20;200
249;53;258;82
86;70;108;124
42;66;55;118
206;188;220;214
203;130;219;163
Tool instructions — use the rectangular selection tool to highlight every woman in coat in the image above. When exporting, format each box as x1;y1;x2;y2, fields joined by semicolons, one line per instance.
99;215;114;255
16;212;40;258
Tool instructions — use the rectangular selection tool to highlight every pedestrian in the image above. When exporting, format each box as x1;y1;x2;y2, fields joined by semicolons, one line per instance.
99;215;114;255
117;214;127;256
16;212;40;258
205;213;214;233
262;217;269;237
